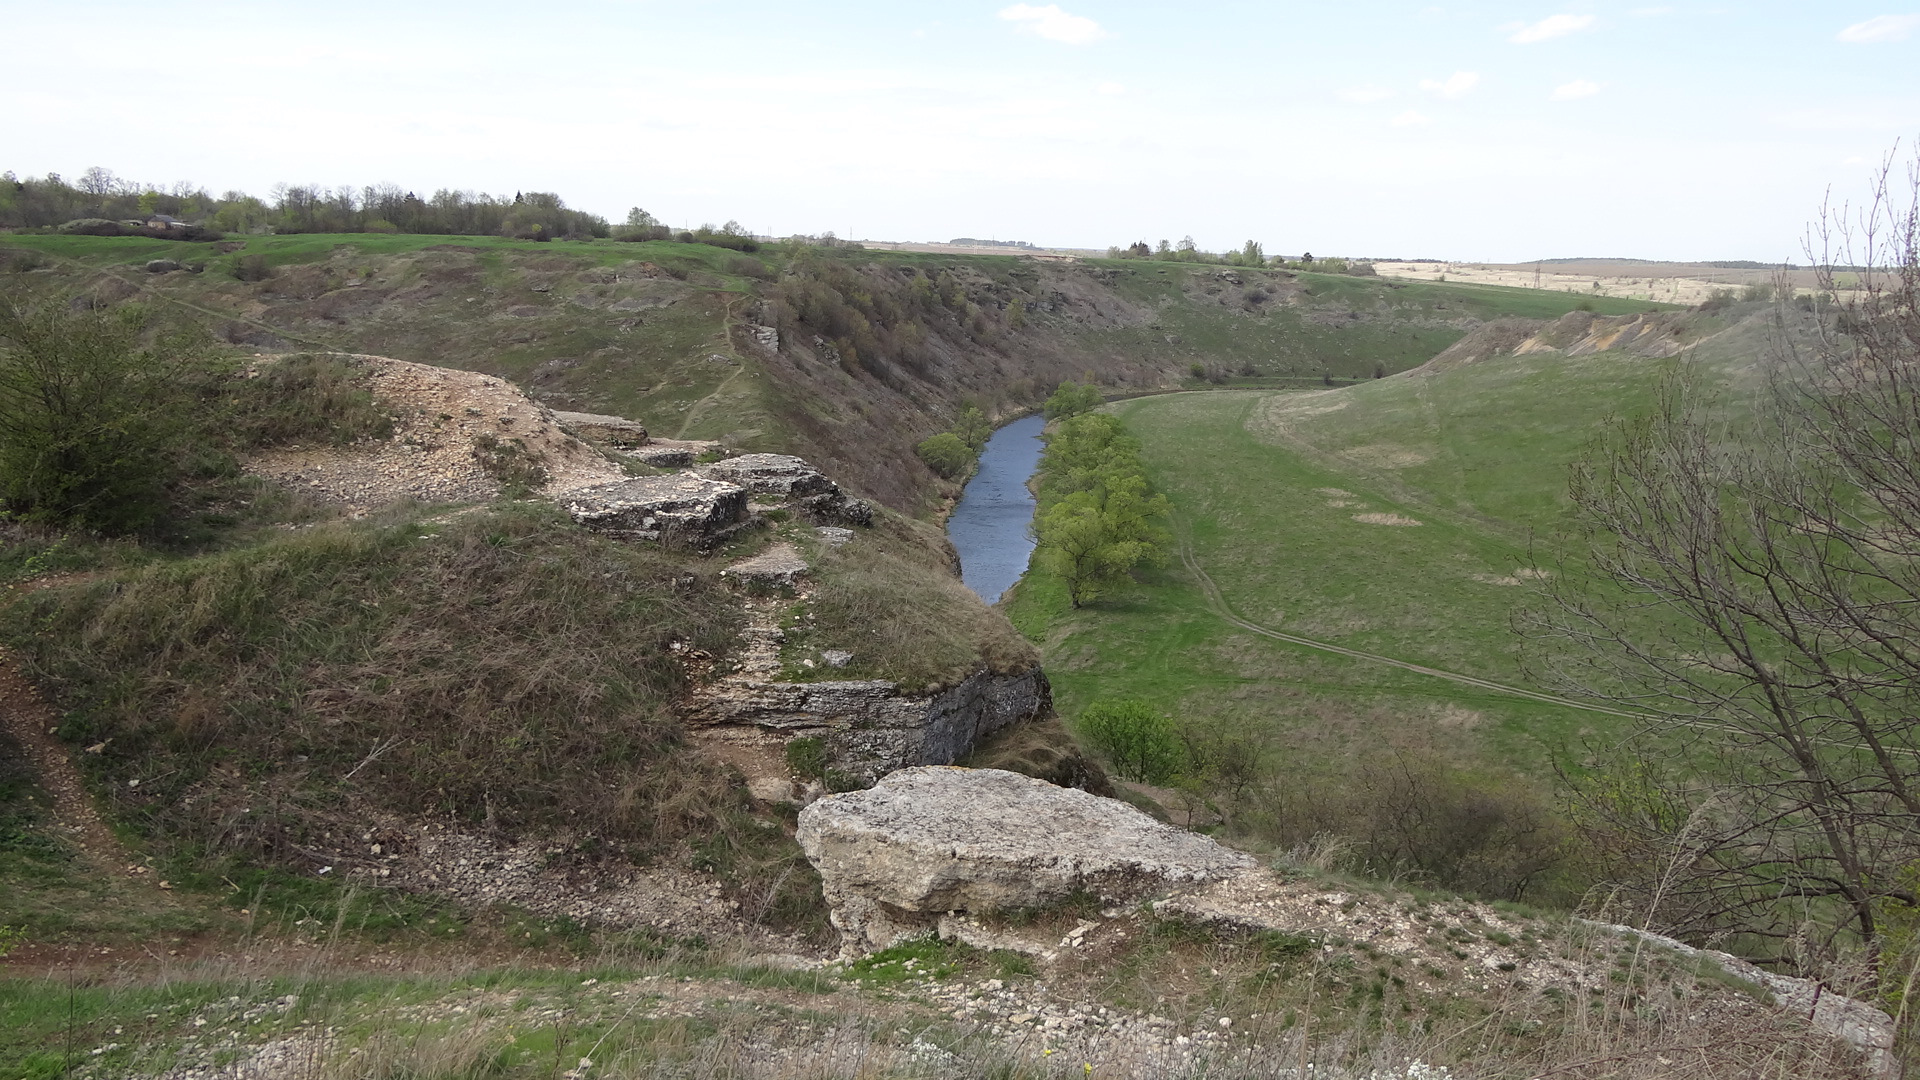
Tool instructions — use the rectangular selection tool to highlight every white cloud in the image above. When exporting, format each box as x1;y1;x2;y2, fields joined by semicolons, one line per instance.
1339;85;1394;103
1391;110;1431;126
1508;14;1596;43
1419;71;1480;99
1552;79;1601;100
1096;81;1125;95
1837;14;1920;42
998;4;1109;45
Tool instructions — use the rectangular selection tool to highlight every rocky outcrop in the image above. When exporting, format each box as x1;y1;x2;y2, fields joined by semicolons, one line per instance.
561;474;749;546
797;767;1253;953
552;410;649;448
683;666;1051;785
696;453;874;526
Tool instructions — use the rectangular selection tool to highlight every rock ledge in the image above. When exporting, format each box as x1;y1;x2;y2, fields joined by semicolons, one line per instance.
798;767;1253;953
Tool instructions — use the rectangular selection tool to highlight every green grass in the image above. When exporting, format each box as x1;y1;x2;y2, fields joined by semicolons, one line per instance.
1068;262;1678;382
1007;326;1756;784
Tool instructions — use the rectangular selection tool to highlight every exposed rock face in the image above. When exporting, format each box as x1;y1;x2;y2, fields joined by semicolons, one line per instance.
797;767;1254;952
552;410;649;448
697;454;874;527
683;669;1051;785
631;447;694;468
562;474;748;546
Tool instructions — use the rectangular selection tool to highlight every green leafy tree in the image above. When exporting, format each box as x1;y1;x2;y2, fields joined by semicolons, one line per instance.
1076;698;1182;783
952;404;993;451
1043;381;1102;421
1031;413;1170;606
916;432;973;479
0;294;208;533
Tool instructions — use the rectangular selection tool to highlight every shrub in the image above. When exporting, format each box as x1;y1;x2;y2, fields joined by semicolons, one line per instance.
916;432;973;479
232;253;273;282
1043;381;1102;420
1698;288;1738;312
1076;698;1182;784
56;218;126;236
724;255;773;280
0;294;208;533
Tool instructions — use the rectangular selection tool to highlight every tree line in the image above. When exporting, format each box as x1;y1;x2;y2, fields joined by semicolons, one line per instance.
1106;236;1376;276
1;166;611;239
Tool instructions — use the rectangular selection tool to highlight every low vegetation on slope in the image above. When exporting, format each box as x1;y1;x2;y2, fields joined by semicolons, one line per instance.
0;290;1040;953
795;514;1038;690
9;505;743;854
1;229;1676;515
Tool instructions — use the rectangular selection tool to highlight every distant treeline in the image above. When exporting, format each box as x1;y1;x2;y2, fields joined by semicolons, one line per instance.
0;166;612;239
1106;236;1375;275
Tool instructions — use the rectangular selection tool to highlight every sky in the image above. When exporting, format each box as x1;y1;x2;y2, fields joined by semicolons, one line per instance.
4;1;1917;261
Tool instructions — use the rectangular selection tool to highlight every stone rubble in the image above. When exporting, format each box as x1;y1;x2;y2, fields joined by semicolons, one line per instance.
551;409;649;447
243;354;625;512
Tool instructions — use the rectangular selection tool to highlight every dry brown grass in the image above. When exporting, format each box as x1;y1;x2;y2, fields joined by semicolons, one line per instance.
5;503;744;858
801;512;1037;692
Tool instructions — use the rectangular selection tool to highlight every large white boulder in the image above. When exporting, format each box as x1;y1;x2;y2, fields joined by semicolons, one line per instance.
796;767;1254;952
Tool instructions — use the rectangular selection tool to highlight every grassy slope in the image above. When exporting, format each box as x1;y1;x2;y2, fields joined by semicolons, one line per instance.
1073;263;1663;383
1008;309;1772;782
2;233;1676;514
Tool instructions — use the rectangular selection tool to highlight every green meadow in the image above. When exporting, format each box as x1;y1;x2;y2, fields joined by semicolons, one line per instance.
1008;313;1771;783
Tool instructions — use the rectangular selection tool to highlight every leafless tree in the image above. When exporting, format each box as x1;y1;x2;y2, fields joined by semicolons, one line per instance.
1527;148;1920;979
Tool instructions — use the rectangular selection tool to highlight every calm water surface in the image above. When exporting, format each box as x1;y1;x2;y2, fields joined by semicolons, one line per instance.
947;414;1046;604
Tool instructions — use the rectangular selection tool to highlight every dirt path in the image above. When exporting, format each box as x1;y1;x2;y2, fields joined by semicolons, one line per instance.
0;648;137;876
675;294;754;440
0;573;177;887
1175;542;1647;720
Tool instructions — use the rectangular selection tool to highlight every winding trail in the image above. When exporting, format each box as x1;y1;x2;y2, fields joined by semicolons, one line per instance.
1176;542;1648;720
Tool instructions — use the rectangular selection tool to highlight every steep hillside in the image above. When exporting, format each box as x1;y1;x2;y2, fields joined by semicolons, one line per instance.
1;233;1670;513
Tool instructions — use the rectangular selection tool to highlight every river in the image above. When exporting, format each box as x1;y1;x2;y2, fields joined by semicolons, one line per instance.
947;413;1046;604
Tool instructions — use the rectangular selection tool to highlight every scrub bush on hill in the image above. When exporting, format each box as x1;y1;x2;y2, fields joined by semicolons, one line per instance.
916;405;994;479
0;293;214;533
915;432;972;479
772;256;1004;383
0;295;400;536
1075;698;1181;783
1042;381;1101;420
